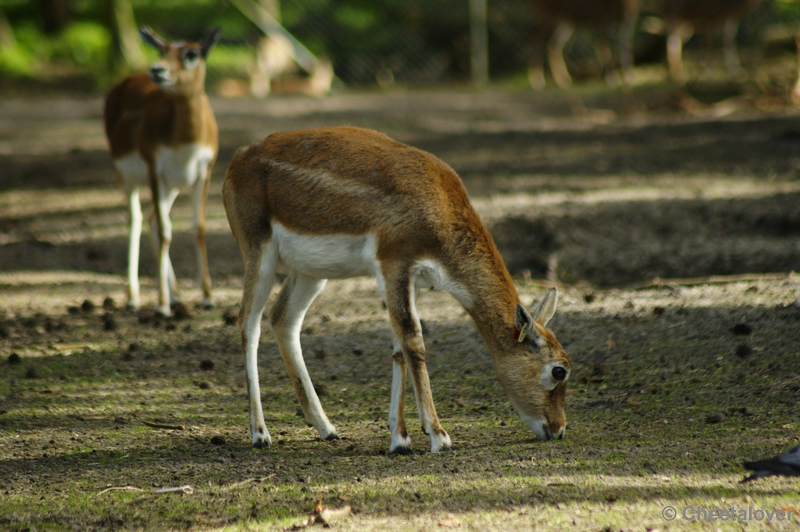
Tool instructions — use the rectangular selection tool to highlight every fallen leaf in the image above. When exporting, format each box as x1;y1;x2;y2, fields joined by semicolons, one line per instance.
438;516;461;527
314;499;352;525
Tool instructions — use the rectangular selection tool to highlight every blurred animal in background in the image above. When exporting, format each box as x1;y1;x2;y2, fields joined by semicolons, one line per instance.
741;444;800;482
528;0;639;89
249;34;334;98
104;27;220;316
652;0;761;83
792;36;800;104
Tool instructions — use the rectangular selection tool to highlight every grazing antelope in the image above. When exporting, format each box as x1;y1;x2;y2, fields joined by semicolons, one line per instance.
223;126;571;453
659;0;760;83
104;27;220;316
528;0;639;89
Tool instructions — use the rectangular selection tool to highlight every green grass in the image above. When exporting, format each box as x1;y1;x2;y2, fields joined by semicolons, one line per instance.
1;277;799;530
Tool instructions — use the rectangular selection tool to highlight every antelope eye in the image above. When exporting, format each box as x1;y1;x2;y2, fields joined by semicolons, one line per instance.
551;366;567;381
183;49;199;65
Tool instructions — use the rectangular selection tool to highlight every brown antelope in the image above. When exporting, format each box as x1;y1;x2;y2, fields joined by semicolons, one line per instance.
104;27;220;316
528;0;639;89
659;0;760;83
222;126;571;453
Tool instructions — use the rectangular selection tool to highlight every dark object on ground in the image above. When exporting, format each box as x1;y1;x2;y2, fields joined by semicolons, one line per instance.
741;445;800;482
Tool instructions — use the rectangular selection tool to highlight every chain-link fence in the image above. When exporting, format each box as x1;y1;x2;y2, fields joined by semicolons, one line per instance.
128;0;796;90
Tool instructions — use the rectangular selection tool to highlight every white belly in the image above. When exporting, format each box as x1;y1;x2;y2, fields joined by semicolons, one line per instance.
270;222;473;307
272;222;378;279
155;143;214;190
113;143;214;190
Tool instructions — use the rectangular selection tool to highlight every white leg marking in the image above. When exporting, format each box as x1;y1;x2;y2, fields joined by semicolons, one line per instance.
270;273;338;440
388;338;412;453
244;243;278;448
151;187;179;315
126;187;142;310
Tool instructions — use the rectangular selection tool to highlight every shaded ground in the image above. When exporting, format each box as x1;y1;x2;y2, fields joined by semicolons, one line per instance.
1;82;800;530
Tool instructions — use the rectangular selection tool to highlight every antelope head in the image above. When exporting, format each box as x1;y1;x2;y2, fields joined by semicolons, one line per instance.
139;27;221;95
494;288;570;441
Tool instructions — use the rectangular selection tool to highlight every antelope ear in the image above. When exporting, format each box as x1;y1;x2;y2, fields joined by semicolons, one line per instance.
514;304;540;346
139;27;167;54
530;287;558;327
201;27;222;58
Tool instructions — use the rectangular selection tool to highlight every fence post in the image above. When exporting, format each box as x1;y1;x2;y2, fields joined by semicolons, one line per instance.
469;0;489;86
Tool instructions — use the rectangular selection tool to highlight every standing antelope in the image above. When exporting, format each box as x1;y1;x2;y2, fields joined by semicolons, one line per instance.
659;0;760;83
223;126;571;453
528;0;639;89
104;27;220;316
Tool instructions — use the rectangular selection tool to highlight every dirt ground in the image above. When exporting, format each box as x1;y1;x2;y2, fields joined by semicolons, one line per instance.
1;78;800;530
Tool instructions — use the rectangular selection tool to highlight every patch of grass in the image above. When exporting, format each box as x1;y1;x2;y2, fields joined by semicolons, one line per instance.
2;284;798;531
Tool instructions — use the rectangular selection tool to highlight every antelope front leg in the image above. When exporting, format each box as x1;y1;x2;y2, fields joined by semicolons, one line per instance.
125;187;143;310
150;178;180;316
241;243;278;448
547;22;575;89
192;172;213;308
268;272;338;441
385;271;451;452
722;17;742;78
389;340;412;454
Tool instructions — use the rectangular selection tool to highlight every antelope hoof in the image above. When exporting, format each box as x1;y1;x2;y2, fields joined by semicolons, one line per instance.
390;444;413;455
252;435;272;449
324;433;341;441
430;431;452;453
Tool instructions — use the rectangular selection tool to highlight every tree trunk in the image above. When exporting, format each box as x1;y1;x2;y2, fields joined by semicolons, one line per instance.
40;0;71;34
104;0;146;71
0;7;15;49
259;0;281;22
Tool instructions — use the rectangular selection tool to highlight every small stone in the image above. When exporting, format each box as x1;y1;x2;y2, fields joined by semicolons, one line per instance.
25;367;38;379
735;343;752;358
102;297;116;310
81;299;95;313
222;309;237;326
198;382;211;390
210;436;226;446
199;359;214;371
583;292;596;303
172;303;191;321
7;353;21;365
705;413;725;424
102;313;116;331
731;323;752;335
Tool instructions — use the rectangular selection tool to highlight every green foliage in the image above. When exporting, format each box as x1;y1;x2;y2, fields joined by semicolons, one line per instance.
54;22;110;66
0;21;109;79
0;41;37;76
334;4;379;32
205;44;255;78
